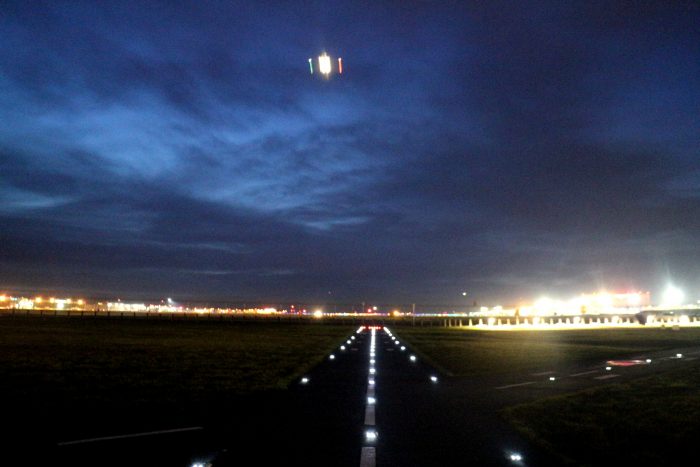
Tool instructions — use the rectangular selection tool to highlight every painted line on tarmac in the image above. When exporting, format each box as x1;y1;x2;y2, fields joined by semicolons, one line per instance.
495;381;535;390
57;426;203;446
360;327;377;467
365;404;376;425
594;374;620;380
360;447;376;467
531;371;555;376
570;370;600;377
684;357;697;361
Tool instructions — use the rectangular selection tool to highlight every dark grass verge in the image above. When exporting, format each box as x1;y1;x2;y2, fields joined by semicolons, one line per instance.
397;327;700;376
502;362;700;466
0;315;351;440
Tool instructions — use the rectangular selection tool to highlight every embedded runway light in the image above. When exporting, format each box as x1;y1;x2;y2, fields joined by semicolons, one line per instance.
351;336;356;340
341;345;346;350
347;340;351;344
367;396;376;405
509;453;523;462
606;366;612;371
410;355;417;362
365;429;378;442
395;341;400;345
370;368;376;374
301;377;309;384
677;353;683;358
370;359;375;364
646;358;652;363
369;378;375;386
400;346;406;351
430;376;438;383
549;376;556;381
329;354;335;360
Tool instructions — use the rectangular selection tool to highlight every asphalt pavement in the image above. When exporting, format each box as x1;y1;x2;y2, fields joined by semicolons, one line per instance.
39;326;700;466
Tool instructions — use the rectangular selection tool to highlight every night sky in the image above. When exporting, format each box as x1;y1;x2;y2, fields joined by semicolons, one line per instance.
1;1;699;305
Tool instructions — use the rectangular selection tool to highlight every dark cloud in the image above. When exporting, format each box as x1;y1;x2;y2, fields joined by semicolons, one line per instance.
1;1;699;305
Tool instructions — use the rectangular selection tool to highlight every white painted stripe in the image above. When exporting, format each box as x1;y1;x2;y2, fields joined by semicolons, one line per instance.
57;426;203;446
495;381;535;390
531;371;555;376
570;370;600;377
365;405;376;425
684;357;697;361
594;374;620;380
360;447;376;467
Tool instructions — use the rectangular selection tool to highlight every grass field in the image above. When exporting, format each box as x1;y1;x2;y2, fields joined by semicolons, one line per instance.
0;315;351;436
397;326;700;376
503;362;700;465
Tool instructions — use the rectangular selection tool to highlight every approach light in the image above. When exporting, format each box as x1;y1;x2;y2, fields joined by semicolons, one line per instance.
509;453;523;462
430;375;438;383
410;355;417;362
341;345;346;350
301;377;309;384
329;354;335;360
400;346;406;351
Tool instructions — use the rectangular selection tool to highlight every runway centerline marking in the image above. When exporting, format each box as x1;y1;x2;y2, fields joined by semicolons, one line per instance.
360;447;376;467
531;371;555;376
495;381;535;390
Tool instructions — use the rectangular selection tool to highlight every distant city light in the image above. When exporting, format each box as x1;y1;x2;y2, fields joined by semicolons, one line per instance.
662;285;685;307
